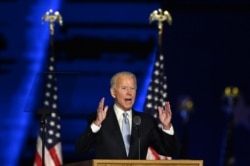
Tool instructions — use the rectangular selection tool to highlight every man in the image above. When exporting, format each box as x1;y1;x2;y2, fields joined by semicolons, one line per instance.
75;71;179;159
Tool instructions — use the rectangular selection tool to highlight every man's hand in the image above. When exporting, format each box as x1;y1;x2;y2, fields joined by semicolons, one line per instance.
158;102;172;130
94;97;109;126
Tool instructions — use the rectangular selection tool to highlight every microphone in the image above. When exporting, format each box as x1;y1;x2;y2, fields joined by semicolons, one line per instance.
133;116;141;159
134;116;141;126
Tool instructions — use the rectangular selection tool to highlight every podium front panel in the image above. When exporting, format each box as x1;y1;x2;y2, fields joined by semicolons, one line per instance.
64;159;203;166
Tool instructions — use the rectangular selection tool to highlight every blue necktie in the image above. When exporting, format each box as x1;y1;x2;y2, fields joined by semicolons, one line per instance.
122;112;130;156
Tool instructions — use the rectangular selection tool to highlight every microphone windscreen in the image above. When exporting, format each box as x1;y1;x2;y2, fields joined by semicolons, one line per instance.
133;116;141;126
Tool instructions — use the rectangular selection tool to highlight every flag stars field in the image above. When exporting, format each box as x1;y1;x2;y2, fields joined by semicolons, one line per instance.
50;121;55;126
52;104;57;109
49;130;54;135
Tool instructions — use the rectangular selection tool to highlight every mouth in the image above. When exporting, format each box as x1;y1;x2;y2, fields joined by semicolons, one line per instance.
125;98;132;102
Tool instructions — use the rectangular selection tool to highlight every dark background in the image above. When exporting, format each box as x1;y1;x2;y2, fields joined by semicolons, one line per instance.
0;0;250;166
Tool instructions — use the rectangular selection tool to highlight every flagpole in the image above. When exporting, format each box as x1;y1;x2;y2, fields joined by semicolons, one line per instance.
40;9;63;166
38;108;52;166
42;9;63;64
219;86;239;166
177;95;194;158
149;8;172;54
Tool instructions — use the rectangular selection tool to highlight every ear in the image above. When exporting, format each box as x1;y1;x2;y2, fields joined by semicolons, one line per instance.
110;88;116;98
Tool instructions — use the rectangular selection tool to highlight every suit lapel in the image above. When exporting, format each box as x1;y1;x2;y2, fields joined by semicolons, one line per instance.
106;108;128;156
128;111;140;157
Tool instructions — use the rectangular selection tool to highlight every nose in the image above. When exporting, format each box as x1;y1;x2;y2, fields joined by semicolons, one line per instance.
126;88;131;94
126;87;134;94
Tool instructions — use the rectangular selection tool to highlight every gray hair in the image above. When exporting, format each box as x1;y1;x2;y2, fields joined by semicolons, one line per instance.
110;71;137;89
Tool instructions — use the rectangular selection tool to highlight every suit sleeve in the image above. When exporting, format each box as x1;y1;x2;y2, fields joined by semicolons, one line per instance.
75;113;98;155
147;115;180;157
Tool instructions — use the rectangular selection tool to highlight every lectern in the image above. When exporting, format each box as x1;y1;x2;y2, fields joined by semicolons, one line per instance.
64;159;203;166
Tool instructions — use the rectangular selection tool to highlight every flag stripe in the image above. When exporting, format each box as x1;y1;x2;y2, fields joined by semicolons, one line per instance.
151;148;161;160
49;144;62;165
34;150;42;166
34;137;63;166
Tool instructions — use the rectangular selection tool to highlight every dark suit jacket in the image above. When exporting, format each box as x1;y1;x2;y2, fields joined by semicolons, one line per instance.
75;106;179;159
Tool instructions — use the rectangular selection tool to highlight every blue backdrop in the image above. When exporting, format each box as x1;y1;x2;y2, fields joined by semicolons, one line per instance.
0;0;250;166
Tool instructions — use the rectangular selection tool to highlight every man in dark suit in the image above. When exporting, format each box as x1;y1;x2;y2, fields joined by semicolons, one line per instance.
75;71;179;159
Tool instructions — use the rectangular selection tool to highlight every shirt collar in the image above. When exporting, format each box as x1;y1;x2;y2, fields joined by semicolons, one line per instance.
114;104;132;119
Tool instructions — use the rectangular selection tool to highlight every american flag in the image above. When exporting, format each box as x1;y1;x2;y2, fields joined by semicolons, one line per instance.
34;55;63;166
144;53;171;160
144;53;167;124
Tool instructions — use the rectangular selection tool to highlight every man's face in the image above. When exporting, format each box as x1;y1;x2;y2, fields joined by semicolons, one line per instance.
111;74;136;111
